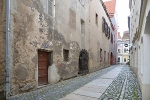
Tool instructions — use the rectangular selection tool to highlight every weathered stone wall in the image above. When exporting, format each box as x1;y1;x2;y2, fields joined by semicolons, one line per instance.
0;0;6;99
8;0;111;96
88;0;111;72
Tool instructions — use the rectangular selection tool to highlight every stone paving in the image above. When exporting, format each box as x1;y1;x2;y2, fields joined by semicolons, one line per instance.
10;65;116;100
60;66;123;100
10;65;142;100
99;66;142;100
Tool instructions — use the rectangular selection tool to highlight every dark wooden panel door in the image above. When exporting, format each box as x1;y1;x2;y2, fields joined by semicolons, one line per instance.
38;51;48;85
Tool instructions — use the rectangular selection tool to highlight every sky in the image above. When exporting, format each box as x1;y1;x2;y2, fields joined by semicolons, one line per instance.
116;0;130;37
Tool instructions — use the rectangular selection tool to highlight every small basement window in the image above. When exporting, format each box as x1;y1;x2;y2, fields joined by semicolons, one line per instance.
100;49;102;62
81;19;85;34
63;49;69;61
96;13;98;26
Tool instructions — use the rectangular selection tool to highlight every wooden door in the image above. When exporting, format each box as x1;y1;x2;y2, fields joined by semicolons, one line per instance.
38;51;48;85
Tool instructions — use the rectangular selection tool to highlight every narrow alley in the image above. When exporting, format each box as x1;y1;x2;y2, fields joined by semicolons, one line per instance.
1;0;150;99
10;65;141;100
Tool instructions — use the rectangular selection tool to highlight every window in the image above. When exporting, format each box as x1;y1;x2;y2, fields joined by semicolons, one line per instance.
124;58;126;62
102;17;105;32
96;13;98;26
111;33;113;43
100;49;102;62
105;23;108;36
118;57;120;62
124;48;127;53
63;49;69;61
108;53;109;62
43;0;54;16
118;49;121;53
108;27;110;39
81;19;85;34
104;51;106;62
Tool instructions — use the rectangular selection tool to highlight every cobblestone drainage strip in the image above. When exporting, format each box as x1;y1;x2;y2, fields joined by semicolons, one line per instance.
99;66;142;100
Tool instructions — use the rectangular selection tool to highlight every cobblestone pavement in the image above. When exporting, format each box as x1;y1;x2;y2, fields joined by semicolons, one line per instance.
99;66;142;100
10;66;116;100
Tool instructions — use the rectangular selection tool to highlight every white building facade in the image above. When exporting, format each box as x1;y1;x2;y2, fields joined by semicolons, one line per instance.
129;0;150;99
117;32;130;64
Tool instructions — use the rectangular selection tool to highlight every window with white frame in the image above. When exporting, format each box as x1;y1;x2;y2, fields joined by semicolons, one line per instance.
43;0;54;16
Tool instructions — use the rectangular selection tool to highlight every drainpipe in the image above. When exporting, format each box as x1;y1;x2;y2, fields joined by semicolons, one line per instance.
5;0;10;99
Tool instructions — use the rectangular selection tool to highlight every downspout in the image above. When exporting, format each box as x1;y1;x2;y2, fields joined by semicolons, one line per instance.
5;0;10;99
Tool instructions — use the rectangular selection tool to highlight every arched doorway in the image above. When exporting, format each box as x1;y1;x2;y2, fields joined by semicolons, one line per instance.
78;49;89;74
110;52;113;65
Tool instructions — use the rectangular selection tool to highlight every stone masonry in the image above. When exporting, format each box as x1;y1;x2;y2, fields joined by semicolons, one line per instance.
1;0;114;97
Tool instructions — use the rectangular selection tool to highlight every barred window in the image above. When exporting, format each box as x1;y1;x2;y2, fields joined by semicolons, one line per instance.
102;17;105;32
63;49;69;62
105;23;108;36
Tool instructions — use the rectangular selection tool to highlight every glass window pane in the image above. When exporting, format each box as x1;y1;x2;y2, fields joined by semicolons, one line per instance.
48;0;52;16
44;0;47;13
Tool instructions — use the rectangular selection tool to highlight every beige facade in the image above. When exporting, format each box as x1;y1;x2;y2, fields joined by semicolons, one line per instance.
129;0;150;99
1;0;115;98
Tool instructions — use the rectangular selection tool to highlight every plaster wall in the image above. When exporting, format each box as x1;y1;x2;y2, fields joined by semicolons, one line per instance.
130;0;150;99
1;0;112;96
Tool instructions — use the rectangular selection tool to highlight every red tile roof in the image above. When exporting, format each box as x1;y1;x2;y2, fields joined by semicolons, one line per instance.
103;0;116;18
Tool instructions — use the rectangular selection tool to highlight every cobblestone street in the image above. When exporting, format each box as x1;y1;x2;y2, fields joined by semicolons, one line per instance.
10;65;141;100
99;66;142;100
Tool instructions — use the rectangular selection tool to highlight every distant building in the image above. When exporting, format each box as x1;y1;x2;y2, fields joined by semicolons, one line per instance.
117;32;123;64
117;31;130;64
122;31;130;64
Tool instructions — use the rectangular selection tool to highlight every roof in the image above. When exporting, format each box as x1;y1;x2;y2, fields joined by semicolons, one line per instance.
103;0;116;18
122;31;129;40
